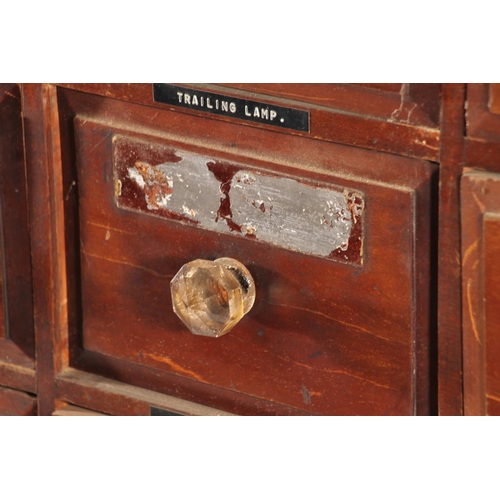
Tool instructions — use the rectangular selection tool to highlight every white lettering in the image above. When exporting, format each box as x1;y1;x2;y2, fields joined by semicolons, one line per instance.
177;92;183;103
254;107;260;118
207;98;213;109
245;105;251;116
230;102;236;113
201;96;204;106
192;95;198;106
216;99;219;110
221;101;228;112
184;94;191;105
270;110;277;121
261;108;269;119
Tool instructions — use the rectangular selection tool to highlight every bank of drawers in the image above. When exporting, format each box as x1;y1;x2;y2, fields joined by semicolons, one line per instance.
22;84;436;415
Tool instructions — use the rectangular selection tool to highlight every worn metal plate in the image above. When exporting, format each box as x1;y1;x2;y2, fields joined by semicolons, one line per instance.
153;84;310;132
113;136;364;264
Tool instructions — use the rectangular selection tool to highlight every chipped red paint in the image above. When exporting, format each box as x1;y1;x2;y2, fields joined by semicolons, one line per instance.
113;137;198;226
206;160;244;233
113;137;363;263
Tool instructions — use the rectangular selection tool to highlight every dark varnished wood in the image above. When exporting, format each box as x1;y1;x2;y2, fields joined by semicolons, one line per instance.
52;402;107;416
467;84;500;143
437;84;466;415
56;83;440;162
221;83;441;128
22;84;69;415
489;84;500;114
24;82;500;416
47;87;437;415
0;361;36;394
0;385;37;416
0;84;36;393
465;138;500;173
461;171;500;415
56;368;234;416
0;236;4;340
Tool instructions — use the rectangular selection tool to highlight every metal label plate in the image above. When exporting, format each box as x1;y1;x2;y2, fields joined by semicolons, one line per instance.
114;137;364;264
153;84;310;132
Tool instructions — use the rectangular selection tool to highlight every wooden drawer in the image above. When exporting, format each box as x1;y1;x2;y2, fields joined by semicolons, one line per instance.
462;170;500;415
0;84;36;394
466;84;500;143
0;385;36;416
35;85;436;416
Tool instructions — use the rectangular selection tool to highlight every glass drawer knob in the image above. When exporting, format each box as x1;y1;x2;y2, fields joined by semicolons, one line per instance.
170;258;255;338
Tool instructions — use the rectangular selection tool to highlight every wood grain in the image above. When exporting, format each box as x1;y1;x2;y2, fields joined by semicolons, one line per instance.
220;83;441;128
52;402;107;416
0;83;35;360
465;138;500;173
56;368;234;416
461;171;500;415
0;229;4;339
489;84;500;114
22;84;68;414
56;83;440;161
48;88;437;415
467;84;500;143
0;385;37;416
437;84;466;415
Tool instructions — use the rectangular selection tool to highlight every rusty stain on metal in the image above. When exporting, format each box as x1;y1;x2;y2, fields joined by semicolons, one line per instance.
114;137;364;263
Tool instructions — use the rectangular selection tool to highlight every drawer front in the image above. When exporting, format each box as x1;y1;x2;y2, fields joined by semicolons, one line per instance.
0;84;35;390
462;171;500;415
467;84;500;143
58;88;435;415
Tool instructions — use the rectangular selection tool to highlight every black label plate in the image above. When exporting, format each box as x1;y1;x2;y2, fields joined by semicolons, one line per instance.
150;406;183;416
153;84;310;132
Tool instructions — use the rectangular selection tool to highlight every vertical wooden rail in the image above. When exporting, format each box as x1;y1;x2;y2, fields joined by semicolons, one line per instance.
438;84;466;415
22;84;68;415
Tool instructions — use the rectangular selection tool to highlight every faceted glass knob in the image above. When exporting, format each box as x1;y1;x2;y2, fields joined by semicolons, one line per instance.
170;258;256;338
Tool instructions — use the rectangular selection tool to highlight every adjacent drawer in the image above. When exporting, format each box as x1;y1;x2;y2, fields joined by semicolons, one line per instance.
0;84;36;394
0;386;36;416
462;170;500;415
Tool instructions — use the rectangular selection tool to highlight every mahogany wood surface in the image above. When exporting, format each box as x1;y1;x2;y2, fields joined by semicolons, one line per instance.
57;84;440;162
0;385;37;416
41;87;438;415
437;84;466;415
52;402;107;416
56;368;234;416
467;84;500;143
221;83;441;128
489;84;500;115
22;84;69;415
465;138;500;173
0;239;4;339
16;82;500;416
0;84;36;393
461;171;500;415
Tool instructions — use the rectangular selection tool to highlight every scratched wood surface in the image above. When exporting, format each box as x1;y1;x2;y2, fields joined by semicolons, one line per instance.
0;84;36;393
220;83;441;128
56;83;440;162
461;171;500;415
47;87;437;415
0;386;37;416
56;368;235;416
